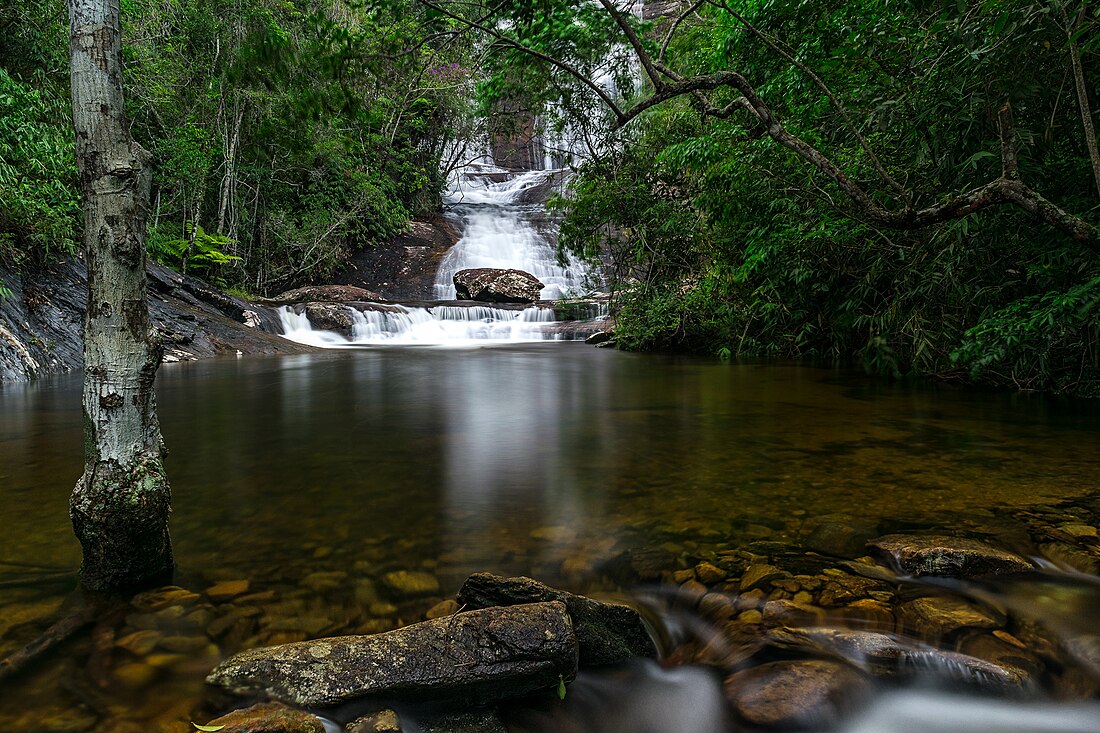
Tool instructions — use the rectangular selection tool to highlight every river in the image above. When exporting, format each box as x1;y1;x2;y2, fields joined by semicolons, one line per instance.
2;348;1100;731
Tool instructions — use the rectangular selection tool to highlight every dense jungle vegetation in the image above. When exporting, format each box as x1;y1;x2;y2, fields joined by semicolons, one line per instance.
1;0;476;293
3;0;1100;395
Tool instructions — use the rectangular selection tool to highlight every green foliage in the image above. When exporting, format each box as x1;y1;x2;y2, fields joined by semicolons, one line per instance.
551;0;1100;395
2;0;475;294
0;68;79;268
953;277;1100;394
148;222;241;286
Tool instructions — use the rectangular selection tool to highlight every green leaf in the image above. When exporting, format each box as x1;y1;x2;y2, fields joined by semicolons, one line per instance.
557;674;567;700
192;724;226;732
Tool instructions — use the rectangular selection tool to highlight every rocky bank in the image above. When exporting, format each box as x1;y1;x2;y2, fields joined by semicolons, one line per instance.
0;258;314;383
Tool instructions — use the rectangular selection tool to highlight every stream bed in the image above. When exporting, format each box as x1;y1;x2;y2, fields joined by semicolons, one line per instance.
2;346;1100;731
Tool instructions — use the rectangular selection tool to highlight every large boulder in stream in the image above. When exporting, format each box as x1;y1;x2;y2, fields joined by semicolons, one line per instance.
453;268;543;303
206;601;577;707
457;573;657;667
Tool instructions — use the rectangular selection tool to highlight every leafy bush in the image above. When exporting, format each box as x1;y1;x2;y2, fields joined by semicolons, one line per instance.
0;68;78;268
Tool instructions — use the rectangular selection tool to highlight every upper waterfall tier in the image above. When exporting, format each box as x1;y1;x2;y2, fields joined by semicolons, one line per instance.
434;167;595;300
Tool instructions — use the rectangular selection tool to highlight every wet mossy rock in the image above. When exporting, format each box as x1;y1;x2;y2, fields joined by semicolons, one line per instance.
453;268;543;303
206;601;577;707
867;534;1033;577
456;573;657;667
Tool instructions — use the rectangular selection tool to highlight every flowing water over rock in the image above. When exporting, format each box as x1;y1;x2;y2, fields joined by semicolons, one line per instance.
275;165;602;347
433;167;592;301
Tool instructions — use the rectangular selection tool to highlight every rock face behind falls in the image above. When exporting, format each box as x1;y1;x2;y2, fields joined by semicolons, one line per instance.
205;601;577;708
453;268;544;303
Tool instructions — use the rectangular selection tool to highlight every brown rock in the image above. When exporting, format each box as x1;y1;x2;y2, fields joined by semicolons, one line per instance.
346;709;401;733
897;596;1004;639
272;285;384;303
694;562;727;585
204;702;325;733
740;564;786;591
131;586;201;611
762;600;824;628
426;600;460;619
207;580;251;601
724;660;871;728
380;570;440;596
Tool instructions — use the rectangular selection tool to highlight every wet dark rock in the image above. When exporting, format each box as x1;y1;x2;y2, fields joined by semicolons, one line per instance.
510;170;571;206
453;268;543;303
271;285;384;303
205;702;325;733
584;330;613;345
325;214;461;301
724;659;872;729
420;709;509;733
457;573;657;667
207;601;577;707
868;534;1032;577
0;260;310;382
598;547;677;585
765;627;1031;692
302;303;357;337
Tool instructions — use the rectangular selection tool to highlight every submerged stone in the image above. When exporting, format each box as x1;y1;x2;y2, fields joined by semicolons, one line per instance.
206;601;576;707
380;570;440;596
868;534;1032;577
897;596;1005;638
456;573;657;667
724;659;872;729
204;702;325;733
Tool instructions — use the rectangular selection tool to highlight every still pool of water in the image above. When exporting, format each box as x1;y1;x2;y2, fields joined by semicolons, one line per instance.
1;345;1099;731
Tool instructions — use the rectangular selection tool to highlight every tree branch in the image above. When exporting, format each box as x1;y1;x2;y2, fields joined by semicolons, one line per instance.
416;0;627;123
711;0;908;200
595;0;665;92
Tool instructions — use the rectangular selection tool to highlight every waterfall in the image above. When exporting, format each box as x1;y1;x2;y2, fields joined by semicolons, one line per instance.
273;137;607;347
433;167;593;300
276;303;590;347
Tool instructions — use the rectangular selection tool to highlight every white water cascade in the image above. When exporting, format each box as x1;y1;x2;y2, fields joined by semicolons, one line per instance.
276;302;577;347
433;166;593;300
274;161;605;347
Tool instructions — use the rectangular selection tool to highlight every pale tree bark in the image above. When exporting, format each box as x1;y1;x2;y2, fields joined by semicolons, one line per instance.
1061;2;1100;199
68;0;173;589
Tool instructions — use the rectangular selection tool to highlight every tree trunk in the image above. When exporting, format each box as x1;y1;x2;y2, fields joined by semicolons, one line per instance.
68;0;173;590
1062;4;1100;199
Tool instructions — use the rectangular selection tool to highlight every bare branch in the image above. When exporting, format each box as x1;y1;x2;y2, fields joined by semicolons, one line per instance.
595;0;665;91
659;0;707;64
416;0;627;123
